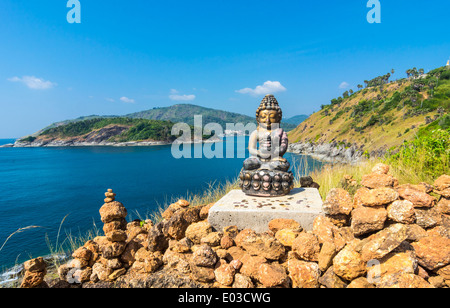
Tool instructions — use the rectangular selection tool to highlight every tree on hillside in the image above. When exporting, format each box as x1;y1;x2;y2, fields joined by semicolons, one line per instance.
357;84;363;91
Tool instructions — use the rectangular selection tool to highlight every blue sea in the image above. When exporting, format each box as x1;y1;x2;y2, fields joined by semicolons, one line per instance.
0;137;323;270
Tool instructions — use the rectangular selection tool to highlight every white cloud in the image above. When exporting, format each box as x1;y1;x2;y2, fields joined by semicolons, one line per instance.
8;76;56;90
236;81;287;96
120;96;135;103
339;81;350;89
169;94;196;101
169;89;195;101
105;98;115;102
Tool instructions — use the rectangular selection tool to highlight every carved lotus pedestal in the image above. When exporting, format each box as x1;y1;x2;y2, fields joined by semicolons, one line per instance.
239;169;294;197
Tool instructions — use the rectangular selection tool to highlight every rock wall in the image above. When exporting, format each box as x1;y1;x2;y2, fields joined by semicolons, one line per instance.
20;167;450;288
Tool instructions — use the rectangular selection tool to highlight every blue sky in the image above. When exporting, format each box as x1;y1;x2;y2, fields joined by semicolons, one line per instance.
0;0;449;138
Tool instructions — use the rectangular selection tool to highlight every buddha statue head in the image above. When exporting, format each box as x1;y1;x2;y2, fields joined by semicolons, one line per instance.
256;95;282;130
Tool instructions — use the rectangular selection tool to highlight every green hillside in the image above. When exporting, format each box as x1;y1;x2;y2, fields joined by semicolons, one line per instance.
283;115;309;126
33;104;298;140
127;104;298;131
289;65;450;155
21;118;177;143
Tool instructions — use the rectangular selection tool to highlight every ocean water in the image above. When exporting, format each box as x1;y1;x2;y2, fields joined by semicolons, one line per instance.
0;137;324;270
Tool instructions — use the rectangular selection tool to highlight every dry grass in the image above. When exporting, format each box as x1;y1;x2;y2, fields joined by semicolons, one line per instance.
148;180;240;223
307;157;443;200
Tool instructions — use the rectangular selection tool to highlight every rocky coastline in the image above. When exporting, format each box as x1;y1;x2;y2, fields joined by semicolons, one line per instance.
4;137;223;148
288;141;374;164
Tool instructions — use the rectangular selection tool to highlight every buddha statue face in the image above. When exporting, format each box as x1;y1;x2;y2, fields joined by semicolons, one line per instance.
258;109;281;130
256;94;282;130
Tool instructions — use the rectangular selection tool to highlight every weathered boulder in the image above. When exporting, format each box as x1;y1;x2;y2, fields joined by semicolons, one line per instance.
376;273;432;288
437;197;450;215
268;219;302;233
275;229;300;247
240;254;267;280
288;259;320;288
318;241;337;272
360;224;408;262
396;184;436;208
147;223;169;252
91;263;113;282
232;273;254;288
99;201;128;223
257;263;289;288
323;188;353;215
291;232;320;262
387;200;416;224
366;250;418;280
332;245;366;281
346;277;375;288
192;245;218;268
199;203;215;220
412;236;450;271
434;175;450;198
21;257;47;288
318;267;347;288
415;207;442;229
354;187;399;207
351;206;387;236
20;271;47;288
371;163;390;175
201;231;222;247
185;221;213;245
312;216;346;251
405;224;429;242
169;237;193;253
361;173;396;189
24;257;47;273
214;263;236;286
103;219;127;235
163;211;190;240
190;264;215;283
94;236;127;259
235;229;285;261
220;235;235;249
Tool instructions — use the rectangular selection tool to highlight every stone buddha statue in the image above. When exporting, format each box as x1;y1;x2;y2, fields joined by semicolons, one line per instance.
240;95;294;197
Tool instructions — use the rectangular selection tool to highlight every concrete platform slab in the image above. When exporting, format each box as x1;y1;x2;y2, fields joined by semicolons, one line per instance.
208;188;324;233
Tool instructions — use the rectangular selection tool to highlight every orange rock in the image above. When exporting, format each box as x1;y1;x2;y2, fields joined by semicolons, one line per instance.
387;200;416;224
288;259;320;288
323;188;353;215
332;246;366;281
354;187;399;207
292;232;320;262
268;218;302;233
396;184;436;208
412;236;450;271
258;263;289;288
361;173;396;189
434;175;450;198
351;206;387;236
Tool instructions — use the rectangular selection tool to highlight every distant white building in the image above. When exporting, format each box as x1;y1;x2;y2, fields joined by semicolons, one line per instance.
447;60;450;67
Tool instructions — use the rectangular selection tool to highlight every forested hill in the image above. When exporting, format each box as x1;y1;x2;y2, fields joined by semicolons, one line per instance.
288;66;450;155
126;104;299;131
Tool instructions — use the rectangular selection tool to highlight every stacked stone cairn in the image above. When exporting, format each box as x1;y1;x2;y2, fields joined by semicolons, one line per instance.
38;167;450;287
